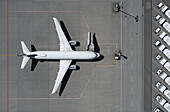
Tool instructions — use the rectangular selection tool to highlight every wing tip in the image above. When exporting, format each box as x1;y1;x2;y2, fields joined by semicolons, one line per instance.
52;17;57;21
49;93;53;96
49;91;56;96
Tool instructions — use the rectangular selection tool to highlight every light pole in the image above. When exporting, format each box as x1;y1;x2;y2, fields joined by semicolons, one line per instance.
113;3;139;22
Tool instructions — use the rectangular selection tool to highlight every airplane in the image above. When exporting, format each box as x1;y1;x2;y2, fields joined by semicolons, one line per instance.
18;17;101;95
87;32;95;51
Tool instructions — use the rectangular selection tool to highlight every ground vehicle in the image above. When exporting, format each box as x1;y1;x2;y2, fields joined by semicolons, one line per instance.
155;55;169;72
164;90;170;100
163;36;170;47
164;103;170;112
165;77;170;86
156;54;162;60
156;69;168;80
159;31;166;39
154;41;170;59
160;72;168;80
155;95;166;106
155;15;161;21
164;62;170;72
165;10;170;19
158;44;166;52
155;55;167;65
161;5;168;13
156;69;162;75
158;17;166;25
163;49;170;59
154;41;161;47
157;2;163;9
163;22;170;33
155;82;166;92
155;28;161;34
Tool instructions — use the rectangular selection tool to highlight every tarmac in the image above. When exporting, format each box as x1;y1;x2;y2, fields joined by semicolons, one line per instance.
0;0;145;112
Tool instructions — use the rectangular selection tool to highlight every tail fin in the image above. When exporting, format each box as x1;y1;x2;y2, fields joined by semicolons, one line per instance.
20;41;30;69
20;57;30;69
21;41;30;53
31;45;37;52
87;32;95;51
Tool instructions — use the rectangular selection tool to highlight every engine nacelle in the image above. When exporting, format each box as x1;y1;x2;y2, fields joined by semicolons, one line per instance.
69;65;78;70
69;41;79;46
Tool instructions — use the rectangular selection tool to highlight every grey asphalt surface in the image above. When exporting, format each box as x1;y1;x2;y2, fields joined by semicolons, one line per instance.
0;0;145;112
144;0;152;111
120;0;144;112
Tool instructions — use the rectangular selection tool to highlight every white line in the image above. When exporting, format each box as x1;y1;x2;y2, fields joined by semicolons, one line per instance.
131;63;133;69
120;1;123;112
131;50;133;56
131;38;133;44
131;75;133;81
98;43;117;45
131;100;133;106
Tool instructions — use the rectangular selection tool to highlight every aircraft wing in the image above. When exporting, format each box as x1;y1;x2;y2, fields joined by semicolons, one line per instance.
50;60;72;95
53;17;72;51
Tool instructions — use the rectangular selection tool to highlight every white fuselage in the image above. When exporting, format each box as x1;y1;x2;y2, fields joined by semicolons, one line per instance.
27;51;100;60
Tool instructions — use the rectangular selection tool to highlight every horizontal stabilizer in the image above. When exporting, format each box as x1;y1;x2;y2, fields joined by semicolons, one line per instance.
21;41;30;53
20;57;30;69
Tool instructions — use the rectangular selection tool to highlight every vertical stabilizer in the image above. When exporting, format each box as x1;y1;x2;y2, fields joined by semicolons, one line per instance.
87;32;95;51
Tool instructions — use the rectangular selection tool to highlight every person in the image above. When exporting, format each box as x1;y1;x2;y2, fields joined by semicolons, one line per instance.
115;56;120;60
115;49;121;60
115;49;128;60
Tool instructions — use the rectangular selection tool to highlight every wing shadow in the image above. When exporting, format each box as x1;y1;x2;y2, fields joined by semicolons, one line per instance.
60;21;79;50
